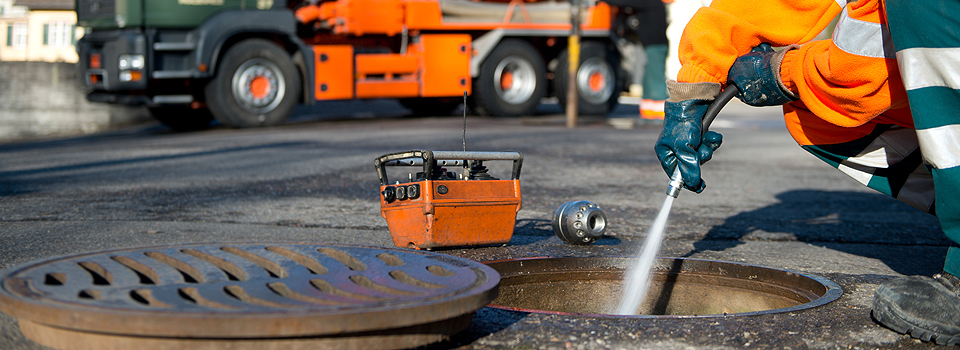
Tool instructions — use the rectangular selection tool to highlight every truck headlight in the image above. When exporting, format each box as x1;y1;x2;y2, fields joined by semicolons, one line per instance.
119;70;143;82
118;54;144;70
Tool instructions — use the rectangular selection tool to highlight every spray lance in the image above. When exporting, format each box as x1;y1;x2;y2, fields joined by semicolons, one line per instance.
615;84;740;315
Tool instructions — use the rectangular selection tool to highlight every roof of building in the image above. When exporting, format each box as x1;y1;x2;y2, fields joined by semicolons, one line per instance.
13;0;73;11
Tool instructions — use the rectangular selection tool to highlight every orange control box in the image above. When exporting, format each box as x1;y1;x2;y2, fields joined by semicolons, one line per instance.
375;150;522;249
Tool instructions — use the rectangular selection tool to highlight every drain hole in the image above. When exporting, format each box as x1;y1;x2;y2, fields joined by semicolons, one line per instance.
144;252;204;284
178;289;197;304
389;270;445;289
223;286;242;300
377;253;405;266
44;273;66;286
181;271;198;283
129;290;149;305
129;289;170;308
318;248;366;271
78;262;113;286
265;246;327;275
223;285;295;308
221;247;287;278
181;249;247;281
267;282;345;305
111;256;158;285
178;287;236;309
427;265;454;277
310;278;379;301
78;289;101;300
349;275;420;296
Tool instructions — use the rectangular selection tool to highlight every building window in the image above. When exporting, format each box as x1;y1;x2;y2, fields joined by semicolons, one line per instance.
45;21;70;47
8;22;27;49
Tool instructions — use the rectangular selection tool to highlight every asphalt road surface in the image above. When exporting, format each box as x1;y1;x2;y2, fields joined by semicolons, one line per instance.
0;99;949;349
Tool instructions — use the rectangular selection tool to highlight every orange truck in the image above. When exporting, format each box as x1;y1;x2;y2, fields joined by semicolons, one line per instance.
76;0;628;130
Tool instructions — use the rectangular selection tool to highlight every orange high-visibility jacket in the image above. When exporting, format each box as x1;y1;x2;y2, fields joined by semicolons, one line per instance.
677;0;913;145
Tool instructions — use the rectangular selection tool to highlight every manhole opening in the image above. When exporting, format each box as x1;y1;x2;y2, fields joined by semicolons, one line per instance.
485;257;841;318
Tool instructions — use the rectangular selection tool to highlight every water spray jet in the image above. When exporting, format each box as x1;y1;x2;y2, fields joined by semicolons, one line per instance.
615;85;741;315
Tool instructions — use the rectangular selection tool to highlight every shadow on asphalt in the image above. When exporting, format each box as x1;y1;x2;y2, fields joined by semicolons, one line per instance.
422;307;528;350
689;189;947;276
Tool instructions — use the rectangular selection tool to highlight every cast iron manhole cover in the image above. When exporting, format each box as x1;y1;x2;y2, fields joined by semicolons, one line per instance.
0;243;500;350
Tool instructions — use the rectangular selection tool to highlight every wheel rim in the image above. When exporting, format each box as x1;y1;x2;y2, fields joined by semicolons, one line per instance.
494;56;537;105
231;58;286;115
576;57;614;105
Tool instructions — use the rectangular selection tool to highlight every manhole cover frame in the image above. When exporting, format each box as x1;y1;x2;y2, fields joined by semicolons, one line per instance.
485;256;842;318
0;242;501;340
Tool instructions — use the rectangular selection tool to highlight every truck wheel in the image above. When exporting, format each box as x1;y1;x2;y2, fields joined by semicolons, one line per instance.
555;41;620;115
206;39;301;128
148;107;214;131
399;97;462;117
471;39;546;117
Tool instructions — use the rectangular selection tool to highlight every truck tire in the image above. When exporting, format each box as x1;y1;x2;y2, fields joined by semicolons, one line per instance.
205;39;301;128
471;39;546;117
149;107;214;131
399;97;462;117
555;41;620;116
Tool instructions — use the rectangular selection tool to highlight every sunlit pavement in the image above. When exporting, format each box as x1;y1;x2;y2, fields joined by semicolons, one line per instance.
0;99;945;349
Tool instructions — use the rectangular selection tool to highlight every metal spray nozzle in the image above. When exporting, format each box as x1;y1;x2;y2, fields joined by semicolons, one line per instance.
665;168;683;198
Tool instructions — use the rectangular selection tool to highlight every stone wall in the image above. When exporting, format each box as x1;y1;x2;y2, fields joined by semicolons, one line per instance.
0;61;151;143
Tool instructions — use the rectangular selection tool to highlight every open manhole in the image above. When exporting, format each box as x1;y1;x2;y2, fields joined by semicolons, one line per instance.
0;243;499;350
486;257;841;317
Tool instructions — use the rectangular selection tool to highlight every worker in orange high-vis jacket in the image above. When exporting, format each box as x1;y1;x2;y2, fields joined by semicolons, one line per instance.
655;0;960;345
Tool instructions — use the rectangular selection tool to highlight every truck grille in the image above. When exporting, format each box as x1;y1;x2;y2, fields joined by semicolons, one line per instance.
76;0;116;23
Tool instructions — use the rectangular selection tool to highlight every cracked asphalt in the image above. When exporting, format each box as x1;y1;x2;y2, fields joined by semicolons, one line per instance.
0;99;951;349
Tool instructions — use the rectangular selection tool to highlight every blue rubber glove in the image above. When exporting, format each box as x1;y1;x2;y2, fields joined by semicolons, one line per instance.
727;43;799;106
655;81;724;193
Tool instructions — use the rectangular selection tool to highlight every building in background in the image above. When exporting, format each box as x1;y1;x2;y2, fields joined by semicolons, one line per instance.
0;0;83;62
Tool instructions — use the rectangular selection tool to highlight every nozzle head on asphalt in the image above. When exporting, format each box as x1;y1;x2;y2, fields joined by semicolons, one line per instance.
666;169;683;198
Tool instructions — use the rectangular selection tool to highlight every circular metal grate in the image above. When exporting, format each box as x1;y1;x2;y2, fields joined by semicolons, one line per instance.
0;243;499;349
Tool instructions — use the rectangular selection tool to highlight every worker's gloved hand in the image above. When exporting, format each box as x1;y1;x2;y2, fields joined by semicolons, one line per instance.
655;81;723;193
727;43;800;106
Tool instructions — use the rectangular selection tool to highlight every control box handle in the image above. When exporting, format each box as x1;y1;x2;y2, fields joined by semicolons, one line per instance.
375;150;523;185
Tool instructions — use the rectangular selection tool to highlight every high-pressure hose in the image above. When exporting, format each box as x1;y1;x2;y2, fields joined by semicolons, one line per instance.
665;85;741;198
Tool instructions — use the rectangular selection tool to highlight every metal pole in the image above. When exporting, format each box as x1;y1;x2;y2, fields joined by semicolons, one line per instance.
565;0;580;128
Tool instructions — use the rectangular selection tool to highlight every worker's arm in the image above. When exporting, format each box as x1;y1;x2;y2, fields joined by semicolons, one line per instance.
656;0;840;192
779;0;912;128
654;43;795;192
676;0;843;84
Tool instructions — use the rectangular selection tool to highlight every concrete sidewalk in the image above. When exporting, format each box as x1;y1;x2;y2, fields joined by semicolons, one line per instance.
0;101;948;349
